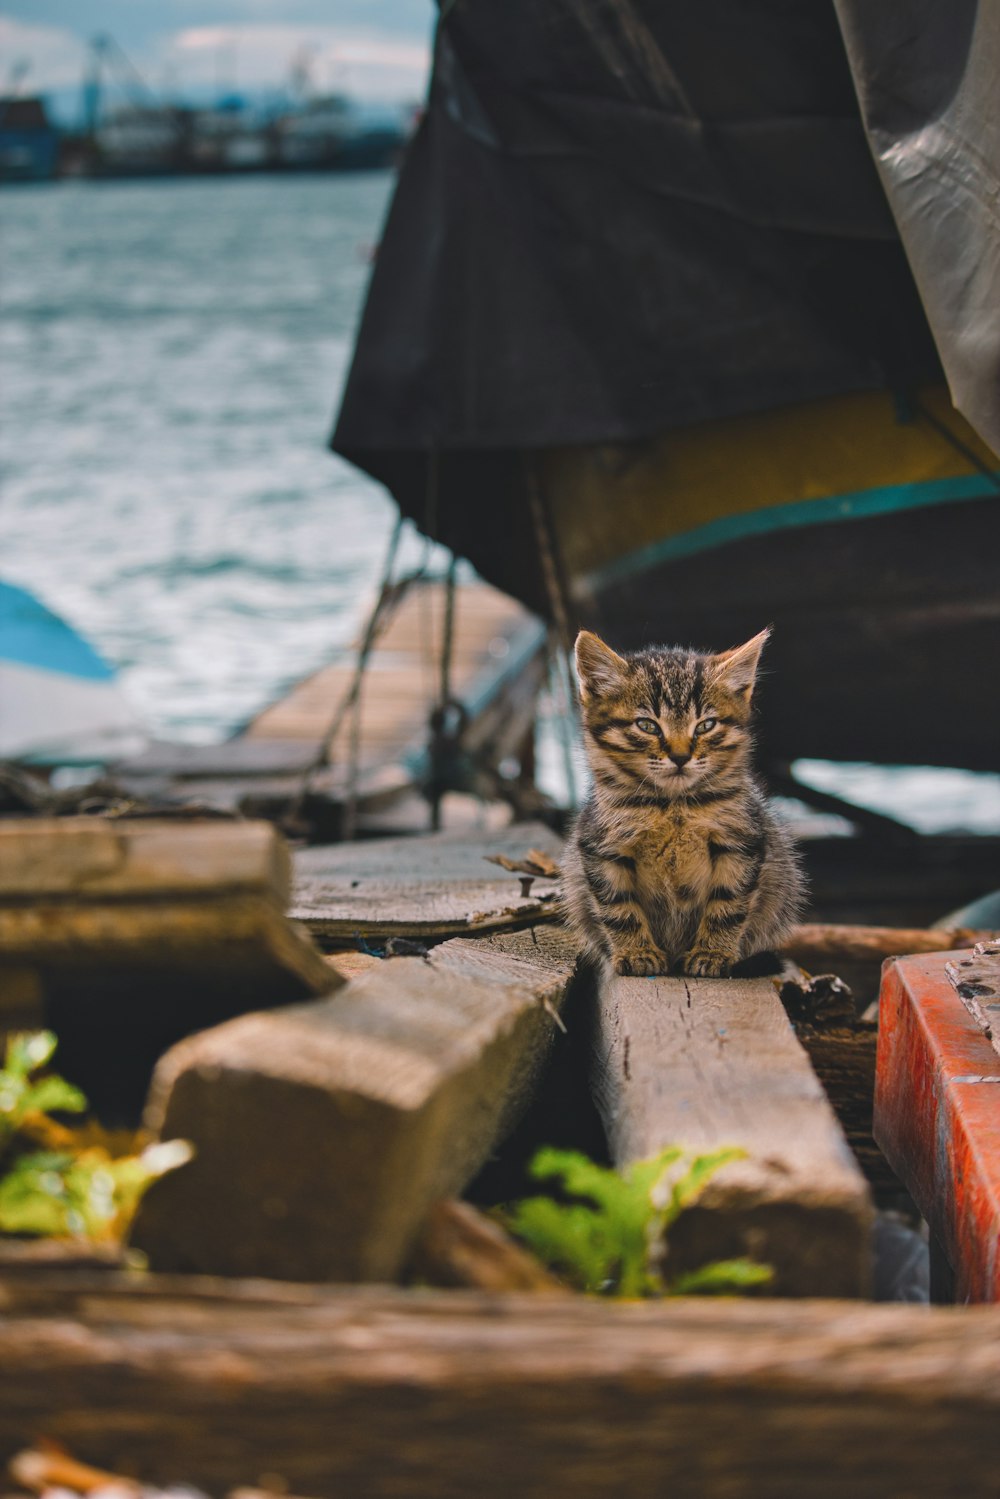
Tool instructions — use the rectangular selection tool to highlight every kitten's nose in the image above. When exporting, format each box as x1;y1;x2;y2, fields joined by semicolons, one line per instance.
669;751;691;768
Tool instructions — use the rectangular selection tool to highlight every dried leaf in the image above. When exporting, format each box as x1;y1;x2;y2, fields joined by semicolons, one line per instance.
484;849;561;879
9;1443;143;1496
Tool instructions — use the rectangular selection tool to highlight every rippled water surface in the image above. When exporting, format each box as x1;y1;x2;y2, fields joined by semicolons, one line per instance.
3;173;999;831
2;172;409;740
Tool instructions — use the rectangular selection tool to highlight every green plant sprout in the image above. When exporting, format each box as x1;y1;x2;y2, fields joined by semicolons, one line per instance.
0;1030;86;1146
0;1030;191;1242
501;1145;774;1299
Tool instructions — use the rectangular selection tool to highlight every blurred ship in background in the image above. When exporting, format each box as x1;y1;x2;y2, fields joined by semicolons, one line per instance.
0;94;59;182
1;34;415;182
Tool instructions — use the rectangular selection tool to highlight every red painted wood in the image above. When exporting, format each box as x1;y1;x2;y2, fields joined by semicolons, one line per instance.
875;952;1000;1302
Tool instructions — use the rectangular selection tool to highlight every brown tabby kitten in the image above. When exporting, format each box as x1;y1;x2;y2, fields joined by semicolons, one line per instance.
563;627;804;977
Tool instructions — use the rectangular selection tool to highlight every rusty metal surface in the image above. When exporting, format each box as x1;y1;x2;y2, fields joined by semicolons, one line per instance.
946;940;1000;1061
875;951;1000;1302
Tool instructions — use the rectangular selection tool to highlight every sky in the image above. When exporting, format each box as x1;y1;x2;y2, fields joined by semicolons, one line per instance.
1;2;435;112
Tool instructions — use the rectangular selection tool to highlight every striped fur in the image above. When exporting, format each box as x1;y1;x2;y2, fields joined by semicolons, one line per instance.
563;628;804;977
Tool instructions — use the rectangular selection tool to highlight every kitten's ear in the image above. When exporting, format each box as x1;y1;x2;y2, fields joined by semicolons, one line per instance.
575;630;628;701
710;627;770;698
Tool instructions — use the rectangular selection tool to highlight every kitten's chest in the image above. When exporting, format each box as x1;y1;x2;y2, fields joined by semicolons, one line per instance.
631;809;713;902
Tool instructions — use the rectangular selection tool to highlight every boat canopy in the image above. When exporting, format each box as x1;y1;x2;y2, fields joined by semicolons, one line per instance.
332;1;996;615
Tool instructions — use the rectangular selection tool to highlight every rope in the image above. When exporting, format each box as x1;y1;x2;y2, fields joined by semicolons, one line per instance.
288;513;405;833
427;554;460;831
439;553;458;710
525;454;574;656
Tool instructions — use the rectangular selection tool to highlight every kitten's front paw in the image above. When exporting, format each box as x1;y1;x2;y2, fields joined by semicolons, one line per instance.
613;944;668;977
683;948;734;978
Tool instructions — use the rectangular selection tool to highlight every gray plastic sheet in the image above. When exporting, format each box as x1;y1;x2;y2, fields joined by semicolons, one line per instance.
836;0;1000;454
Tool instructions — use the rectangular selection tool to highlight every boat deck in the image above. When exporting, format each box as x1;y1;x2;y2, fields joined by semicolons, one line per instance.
114;578;549;831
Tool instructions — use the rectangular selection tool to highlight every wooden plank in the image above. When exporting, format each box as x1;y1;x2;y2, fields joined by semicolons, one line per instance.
0;895;335;994
785;921;997;968
1;1277;999;1498
0;818;333;999
353;790;515;840
409;1200;569;1293
247;579;543;750
291;822;563;941
108;763;413;820
110;738;321;779
591;973;873;1296
875;952;1000;1302
0;820;338;1120
0;818;291;900
131;927;579;1282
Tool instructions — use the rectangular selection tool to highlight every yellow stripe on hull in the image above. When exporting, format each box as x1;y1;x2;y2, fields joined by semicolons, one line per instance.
541;386;999;585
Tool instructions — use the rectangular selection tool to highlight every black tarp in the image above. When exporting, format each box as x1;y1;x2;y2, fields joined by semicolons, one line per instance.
332;1;945;611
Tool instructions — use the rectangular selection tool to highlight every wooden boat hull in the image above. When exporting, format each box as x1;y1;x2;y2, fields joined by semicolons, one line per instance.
541;388;1000;769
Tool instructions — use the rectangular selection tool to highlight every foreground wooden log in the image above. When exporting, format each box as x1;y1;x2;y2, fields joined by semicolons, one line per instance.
132;928;579;1281
591;974;872;1296
1;1274;999;1498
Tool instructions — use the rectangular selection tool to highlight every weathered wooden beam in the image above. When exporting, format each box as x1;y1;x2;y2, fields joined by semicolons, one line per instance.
591;973;873;1296
132;928;580;1282
408;1200;568;1293
0;817;291;900
0;1275;998;1498
875;952;1000;1302
0;817;336;1001
784;921;994;968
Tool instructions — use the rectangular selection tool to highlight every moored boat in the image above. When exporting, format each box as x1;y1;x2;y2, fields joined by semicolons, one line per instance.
0;96;58;183
332;0;1000;774
0;578;143;765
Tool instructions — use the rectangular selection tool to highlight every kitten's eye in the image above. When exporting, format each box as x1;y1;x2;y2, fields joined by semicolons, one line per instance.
635;718;659;734
696;717;717;735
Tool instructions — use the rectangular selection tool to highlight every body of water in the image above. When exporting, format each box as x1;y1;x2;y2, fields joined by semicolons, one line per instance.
2;173;998;832
2;172;407;741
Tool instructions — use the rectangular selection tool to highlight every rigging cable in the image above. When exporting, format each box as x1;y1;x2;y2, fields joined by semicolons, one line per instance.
288;511;405;837
525;455;580;808
427;552;460;830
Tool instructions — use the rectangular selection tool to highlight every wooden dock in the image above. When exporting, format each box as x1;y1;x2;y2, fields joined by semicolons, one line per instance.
115;578;548;833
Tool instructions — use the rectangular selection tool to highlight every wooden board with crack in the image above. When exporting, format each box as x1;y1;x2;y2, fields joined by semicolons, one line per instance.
290;822;564;943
